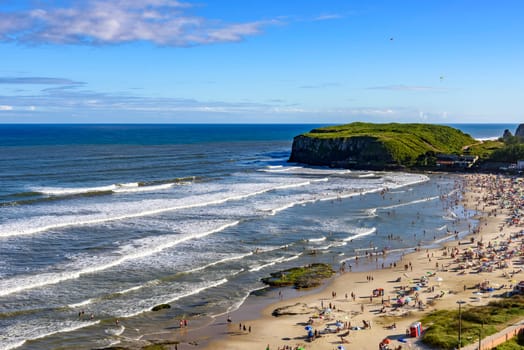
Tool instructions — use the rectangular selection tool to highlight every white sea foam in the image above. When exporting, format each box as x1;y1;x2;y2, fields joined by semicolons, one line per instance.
68;282;157;310
214;285;269;318
282;254;301;262
117;285;143;294
308;236;326;242
2;180;316;238
358;173;377;178
120;278;229;318
34;185;118;195
343;227;377;242
381;196;439;210
2;320;100;350
112;183;174;193
0;221;240;297
248;253;301;272
33;182;177;196
185;252;253;274
260;166;350;175
4;172;427;240
225;291;252;314
354;247;378;252
433;235;456;244
260;166;301;173
67;298;94;308
105;325;125;336
249;257;286;272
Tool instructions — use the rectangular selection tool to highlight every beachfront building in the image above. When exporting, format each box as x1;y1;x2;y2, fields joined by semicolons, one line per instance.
436;154;478;169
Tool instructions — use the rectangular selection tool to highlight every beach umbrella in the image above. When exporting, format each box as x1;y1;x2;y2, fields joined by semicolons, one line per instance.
305;325;313;331
382;338;391;344
337;346;346;350
336;321;344;327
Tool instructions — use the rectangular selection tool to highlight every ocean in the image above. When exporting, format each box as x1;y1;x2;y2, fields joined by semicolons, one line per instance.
0;123;517;350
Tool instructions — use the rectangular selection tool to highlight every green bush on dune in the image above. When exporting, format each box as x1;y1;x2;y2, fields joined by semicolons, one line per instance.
420;296;524;349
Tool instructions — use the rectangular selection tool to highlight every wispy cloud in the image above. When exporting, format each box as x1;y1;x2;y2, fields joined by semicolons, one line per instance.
0;77;454;123
367;85;447;92
0;86;275;116
0;0;277;46
313;14;344;21
0;77;84;85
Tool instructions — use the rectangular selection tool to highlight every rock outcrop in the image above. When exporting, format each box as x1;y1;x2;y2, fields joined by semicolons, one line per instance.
515;124;524;137
289;134;394;169
288;122;477;169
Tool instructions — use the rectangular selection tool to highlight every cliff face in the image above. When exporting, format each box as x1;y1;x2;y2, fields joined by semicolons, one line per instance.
515;124;524;137
289;135;394;168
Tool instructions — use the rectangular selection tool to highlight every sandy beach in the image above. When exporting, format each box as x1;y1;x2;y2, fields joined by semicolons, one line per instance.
199;173;524;350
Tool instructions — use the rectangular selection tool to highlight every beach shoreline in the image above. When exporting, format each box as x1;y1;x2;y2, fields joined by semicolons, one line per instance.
190;173;523;350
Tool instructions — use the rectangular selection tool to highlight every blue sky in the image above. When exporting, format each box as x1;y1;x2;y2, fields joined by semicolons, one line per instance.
0;0;523;123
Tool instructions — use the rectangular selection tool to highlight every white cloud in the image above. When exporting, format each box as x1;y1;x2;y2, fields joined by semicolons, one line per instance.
0;0;275;46
314;14;344;21
0;105;13;111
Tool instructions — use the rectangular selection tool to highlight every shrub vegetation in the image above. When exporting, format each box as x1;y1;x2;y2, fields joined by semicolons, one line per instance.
420;296;524;349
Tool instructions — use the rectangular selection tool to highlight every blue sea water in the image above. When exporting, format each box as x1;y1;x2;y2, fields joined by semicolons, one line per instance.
0;123;515;350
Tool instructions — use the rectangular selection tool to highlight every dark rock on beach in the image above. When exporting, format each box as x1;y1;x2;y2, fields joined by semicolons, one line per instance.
151;303;171;311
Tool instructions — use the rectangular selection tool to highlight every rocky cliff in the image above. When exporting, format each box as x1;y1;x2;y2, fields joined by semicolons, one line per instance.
289;134;394;168
288;122;477;169
515;124;524;137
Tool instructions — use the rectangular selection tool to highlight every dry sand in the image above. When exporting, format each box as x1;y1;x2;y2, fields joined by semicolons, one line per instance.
200;173;524;350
